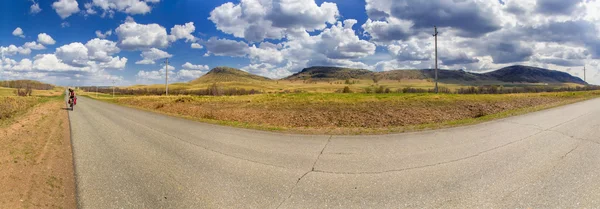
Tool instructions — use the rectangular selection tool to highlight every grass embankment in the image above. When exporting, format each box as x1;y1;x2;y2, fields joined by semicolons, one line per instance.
87;90;600;134
0;93;76;208
0;97;49;126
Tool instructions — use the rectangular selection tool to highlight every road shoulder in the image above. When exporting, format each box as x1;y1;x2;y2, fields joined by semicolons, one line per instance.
0;99;77;208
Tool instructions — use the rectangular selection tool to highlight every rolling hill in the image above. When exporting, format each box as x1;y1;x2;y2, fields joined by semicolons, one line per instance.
484;65;586;84
284;66;373;80
191;67;272;84
282;65;587;85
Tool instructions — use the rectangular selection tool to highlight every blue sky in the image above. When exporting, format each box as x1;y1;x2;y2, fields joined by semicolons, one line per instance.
1;0;599;86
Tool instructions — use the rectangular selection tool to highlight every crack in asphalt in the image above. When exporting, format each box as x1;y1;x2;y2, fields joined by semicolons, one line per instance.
311;116;599;175
313;129;545;175
500;143;581;202
276;135;332;208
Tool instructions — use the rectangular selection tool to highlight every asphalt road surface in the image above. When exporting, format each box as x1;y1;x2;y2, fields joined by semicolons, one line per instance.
69;96;600;208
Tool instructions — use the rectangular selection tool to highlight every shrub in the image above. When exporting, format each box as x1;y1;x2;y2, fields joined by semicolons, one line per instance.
342;86;352;93
375;86;385;94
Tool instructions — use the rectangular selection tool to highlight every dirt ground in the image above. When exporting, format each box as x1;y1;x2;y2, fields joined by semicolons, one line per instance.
105;91;600;134
0;100;76;209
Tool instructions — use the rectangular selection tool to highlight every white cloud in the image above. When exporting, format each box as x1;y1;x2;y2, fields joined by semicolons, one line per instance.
168;22;197;42
84;3;97;15
12;27;25;38
136;66;206;83
1;44;36;56
95;30;112;38
55;42;89;67
135;48;172;64
181;62;209;71
52;0;80;19
204;37;249;57
61;22;71;28
85;38;121;62
30;1;42;14
0;58;33;71
241;63;292;78
115;20;169;50
241;19;376;77
177;69;206;81
249;42;284;64
38;33;57;45
23;42;46;50
191;43;203;49
209;0;339;42
89;0;160;17
33;54;82;71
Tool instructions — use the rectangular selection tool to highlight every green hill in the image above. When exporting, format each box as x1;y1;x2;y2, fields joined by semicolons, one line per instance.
191;67;272;84
284;66;373;80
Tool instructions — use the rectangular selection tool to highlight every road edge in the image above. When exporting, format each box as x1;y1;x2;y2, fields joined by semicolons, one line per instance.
66;96;82;209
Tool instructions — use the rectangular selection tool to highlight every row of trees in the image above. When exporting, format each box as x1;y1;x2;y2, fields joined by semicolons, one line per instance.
339;85;600;94
80;84;261;96
0;80;54;90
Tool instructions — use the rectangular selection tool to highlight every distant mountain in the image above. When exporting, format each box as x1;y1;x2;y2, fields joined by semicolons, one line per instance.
483;65;587;85
284;66;373;80
283;65;587;85
190;65;587;85
191;67;271;84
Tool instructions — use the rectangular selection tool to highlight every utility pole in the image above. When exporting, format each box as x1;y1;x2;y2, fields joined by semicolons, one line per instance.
112;80;116;98
96;85;98;98
584;65;586;84
433;26;439;94
165;58;169;96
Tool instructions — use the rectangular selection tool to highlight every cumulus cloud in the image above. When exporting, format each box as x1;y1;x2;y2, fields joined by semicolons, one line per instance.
30;1;42;14
136;66;206;83
181;62;209;71
23;42;46;50
177;69;206;81
241;19;376;76
55;42;90;67
84;3;97;15
38;33;57;45
52;0;80;19
95;30;112;38
0;42;47;57
33;54;82;71
88;0;160;17
364;0;501;40
191;43;203;49
536;0;582;15
168;22;197;42
12;27;25;38
204;37;249;57
115;20;169;50
209;0;339;42
85;38;121;62
136;48;172;64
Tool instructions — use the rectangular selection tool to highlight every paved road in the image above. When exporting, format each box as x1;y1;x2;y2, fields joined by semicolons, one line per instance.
69;96;600;208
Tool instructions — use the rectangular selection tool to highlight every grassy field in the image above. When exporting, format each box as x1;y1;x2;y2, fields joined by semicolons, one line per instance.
120;79;584;94
0;87;64;97
83;90;600;134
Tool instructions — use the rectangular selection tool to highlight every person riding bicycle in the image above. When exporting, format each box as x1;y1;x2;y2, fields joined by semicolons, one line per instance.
68;88;76;105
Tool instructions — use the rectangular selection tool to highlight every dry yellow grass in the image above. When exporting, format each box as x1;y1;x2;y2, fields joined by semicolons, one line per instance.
0;97;43;122
91;90;600;134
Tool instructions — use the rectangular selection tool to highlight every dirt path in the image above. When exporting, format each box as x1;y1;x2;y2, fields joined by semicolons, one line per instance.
0;100;76;209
